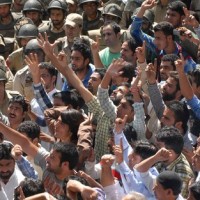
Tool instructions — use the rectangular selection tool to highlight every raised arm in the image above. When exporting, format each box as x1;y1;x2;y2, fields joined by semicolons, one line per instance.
175;55;194;100
37;33;93;103
0;122;38;157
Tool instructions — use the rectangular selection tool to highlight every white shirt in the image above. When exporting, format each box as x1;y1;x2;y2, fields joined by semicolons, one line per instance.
0;165;24;200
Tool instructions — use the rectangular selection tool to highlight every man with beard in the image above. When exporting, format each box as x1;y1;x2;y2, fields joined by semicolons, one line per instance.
79;0;103;35
0;0;21;38
131;0;196;73
0;95;28;130
22;0;45;28
135;126;193;199
88;68;106;96
39;0;67;44
0;142;25;200
160;54;179;81
146;63;182;118
146;63;195;150
0;121;79;200
62;41;95;91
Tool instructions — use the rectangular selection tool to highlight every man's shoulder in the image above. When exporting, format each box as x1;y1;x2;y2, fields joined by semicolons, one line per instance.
14;65;29;76
99;47;109;54
9;47;23;57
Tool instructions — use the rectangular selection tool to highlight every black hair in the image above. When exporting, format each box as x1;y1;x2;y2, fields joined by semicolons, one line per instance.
156;126;184;155
94;68;106;80
120;63;136;83
123;124;137;144
189;181;200;200
167;1;186;16
9;95;28;112
103;21;121;35
0;142;14;160
60;109;84;144
154;22;174;38
53;142;79;169
39;62;58;77
157;171;182;196
53;90;80;109
166;100;189;134
161;54;179;71
71;41;92;63
17;121;40;140
188;67;200;88
123;92;134;108
14;178;45;199
134;141;158;160
126;37;141;53
169;71;180;91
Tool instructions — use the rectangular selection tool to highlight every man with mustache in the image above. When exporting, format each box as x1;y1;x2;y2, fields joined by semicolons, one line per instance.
39;0;67;43
0;95;28;130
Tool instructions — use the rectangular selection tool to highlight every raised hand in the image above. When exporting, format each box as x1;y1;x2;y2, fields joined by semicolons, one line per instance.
107;58;126;77
174;53;185;74
141;0;156;11
25;53;40;84
11;144;23;161
114;115;128;134
154;147;172;162
135;41;146;63
91;36;100;54
100;154;115;168
114;138;123;164
145;62;156;84
37;32;59;58
182;7;199;28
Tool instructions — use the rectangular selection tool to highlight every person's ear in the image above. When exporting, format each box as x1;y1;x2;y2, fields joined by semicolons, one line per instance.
175;90;182;100
175;121;182;131
32;138;39;146
84;58;90;66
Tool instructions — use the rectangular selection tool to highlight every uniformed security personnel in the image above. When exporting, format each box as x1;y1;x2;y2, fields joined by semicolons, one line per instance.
88;3;130;50
55;13;94;63
6;23;39;75
0;56;19;115
39;0;67;43
0;0;22;38
22;0;45;28
11;0;26;13
79;0;104;35
0;34;18;60
13;39;45;102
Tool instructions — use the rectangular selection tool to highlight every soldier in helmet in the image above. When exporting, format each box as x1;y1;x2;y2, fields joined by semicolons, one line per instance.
22;0;45;28
6;23;39;75
0;56;19;115
66;0;80;14
39;0;67;43
79;0;104;35
13;39;45;101
0;0;22;38
11;0;27;13
88;3;130;50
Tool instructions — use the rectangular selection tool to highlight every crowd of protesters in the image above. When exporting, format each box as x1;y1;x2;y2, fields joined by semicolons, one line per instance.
0;0;200;199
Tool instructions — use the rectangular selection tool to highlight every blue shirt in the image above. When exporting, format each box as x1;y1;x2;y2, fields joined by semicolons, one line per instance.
187;95;200;119
16;156;38;179
62;63;95;91
130;16;196;73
